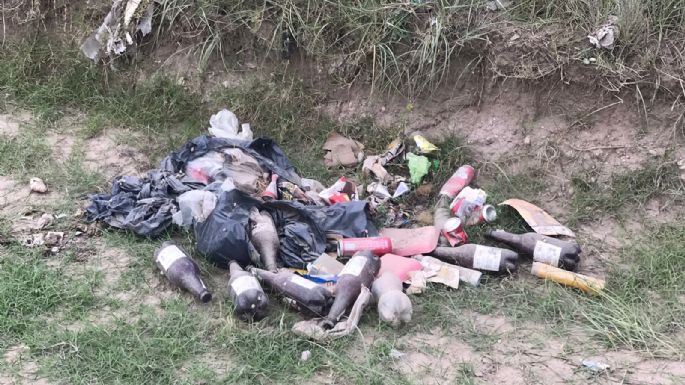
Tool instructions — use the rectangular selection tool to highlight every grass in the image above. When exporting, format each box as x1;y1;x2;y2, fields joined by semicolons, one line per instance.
0;244;99;350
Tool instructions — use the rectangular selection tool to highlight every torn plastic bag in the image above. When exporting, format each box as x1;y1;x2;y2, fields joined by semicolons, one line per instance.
208;109;254;140
172;190;217;227
160;135;301;186
195;191;375;269
194;190;261;268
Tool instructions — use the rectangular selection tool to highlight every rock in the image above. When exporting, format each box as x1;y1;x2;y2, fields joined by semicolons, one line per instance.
22;233;45;247
415;183;433;197
29;177;48;193
300;350;311;362
523;136;531;145
30;213;54;230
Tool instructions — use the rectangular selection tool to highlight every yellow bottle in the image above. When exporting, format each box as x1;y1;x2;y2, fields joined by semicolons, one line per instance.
531;262;605;294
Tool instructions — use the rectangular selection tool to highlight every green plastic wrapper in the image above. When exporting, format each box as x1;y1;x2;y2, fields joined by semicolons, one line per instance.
407;153;430;184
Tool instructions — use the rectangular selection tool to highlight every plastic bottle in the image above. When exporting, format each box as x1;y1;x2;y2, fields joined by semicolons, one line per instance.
154;242;212;303
432;244;518;273
439;165;475;198
486;229;581;271
228;261;268;322
250;267;333;317
371;272;412;326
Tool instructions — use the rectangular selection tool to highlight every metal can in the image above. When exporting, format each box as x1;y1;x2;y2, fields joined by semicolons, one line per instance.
439;165;475;198
442;217;468;246
464;204;497;226
337;237;393;257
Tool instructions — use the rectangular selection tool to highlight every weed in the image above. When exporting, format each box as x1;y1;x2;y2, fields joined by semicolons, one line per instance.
0;245;98;349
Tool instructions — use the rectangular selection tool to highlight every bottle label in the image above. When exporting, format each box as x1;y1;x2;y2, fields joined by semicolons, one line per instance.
156;245;186;271
289;275;318;290
231;275;261;296
472;246;502;271
533;241;562;267
340;256;367;276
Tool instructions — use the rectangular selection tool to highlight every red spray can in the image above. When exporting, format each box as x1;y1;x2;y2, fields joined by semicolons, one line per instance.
337;237;393;257
439;165;475;198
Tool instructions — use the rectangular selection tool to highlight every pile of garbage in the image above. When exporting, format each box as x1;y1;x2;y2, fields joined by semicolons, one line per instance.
87;109;605;340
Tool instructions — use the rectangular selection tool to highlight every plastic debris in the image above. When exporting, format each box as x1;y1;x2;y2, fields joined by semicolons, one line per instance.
379;226;440;257
588;16;619;49
499;199;576;237
300;350;312;362
413;134;438;154
392;182;410;199
581;360;610;372
172;190;217;227
407;153;430;184
379;253;423;281
389;349;406;359
208;109;253;140
323;132;365;167
81;0;156;61
29;177;47;193
308;253;344;276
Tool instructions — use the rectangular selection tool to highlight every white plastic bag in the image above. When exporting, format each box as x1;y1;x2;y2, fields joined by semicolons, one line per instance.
208;109;253;140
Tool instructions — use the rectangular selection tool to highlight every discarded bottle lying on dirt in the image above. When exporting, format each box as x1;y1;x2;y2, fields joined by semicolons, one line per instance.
337;237;393;257
371;272;412;326
432;244;518;273
228;261;268;322
325;250;381;327
250;267;333;317
439;165;475;198
249;208;280;271
531;262;604;294
154;242;212;303
485;229;581;271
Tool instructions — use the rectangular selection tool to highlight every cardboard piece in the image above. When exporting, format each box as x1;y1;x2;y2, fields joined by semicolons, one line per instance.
500;199;575;237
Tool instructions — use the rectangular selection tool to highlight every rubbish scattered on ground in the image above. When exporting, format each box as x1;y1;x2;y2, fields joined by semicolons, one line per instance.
44;231;64;247
208;109;253;140
379;226;440;256
581;359;611;372
323;132;365;168
84;108;601;339
442;217;467;247
30;213;54;230
486;229;581;271
531;262;605;294
228;261;269;322
81;0;155;60
588;16;619;50
499;199;576;237
155;242;212;303
29;177;47;193
389;348;406;359
300;350;311;362
407;153;430;184
413;134;438;154
372;272;412;326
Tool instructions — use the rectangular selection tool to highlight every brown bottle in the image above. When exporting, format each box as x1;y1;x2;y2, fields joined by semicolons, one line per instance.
154;241;212;303
250;267;333;317
432;244;519;273
324;251;381;327
228;261;268;322
485;229;581;271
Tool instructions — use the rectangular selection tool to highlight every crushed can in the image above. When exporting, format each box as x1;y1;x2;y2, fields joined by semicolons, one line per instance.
439;165;475;198
337;237;393;257
442;217;468;247
464;204;497;226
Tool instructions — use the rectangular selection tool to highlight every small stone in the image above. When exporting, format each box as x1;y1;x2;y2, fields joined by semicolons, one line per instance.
29;177;47;193
523;136;531;145
30;213;54;230
50;246;60;254
300;350;311;362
